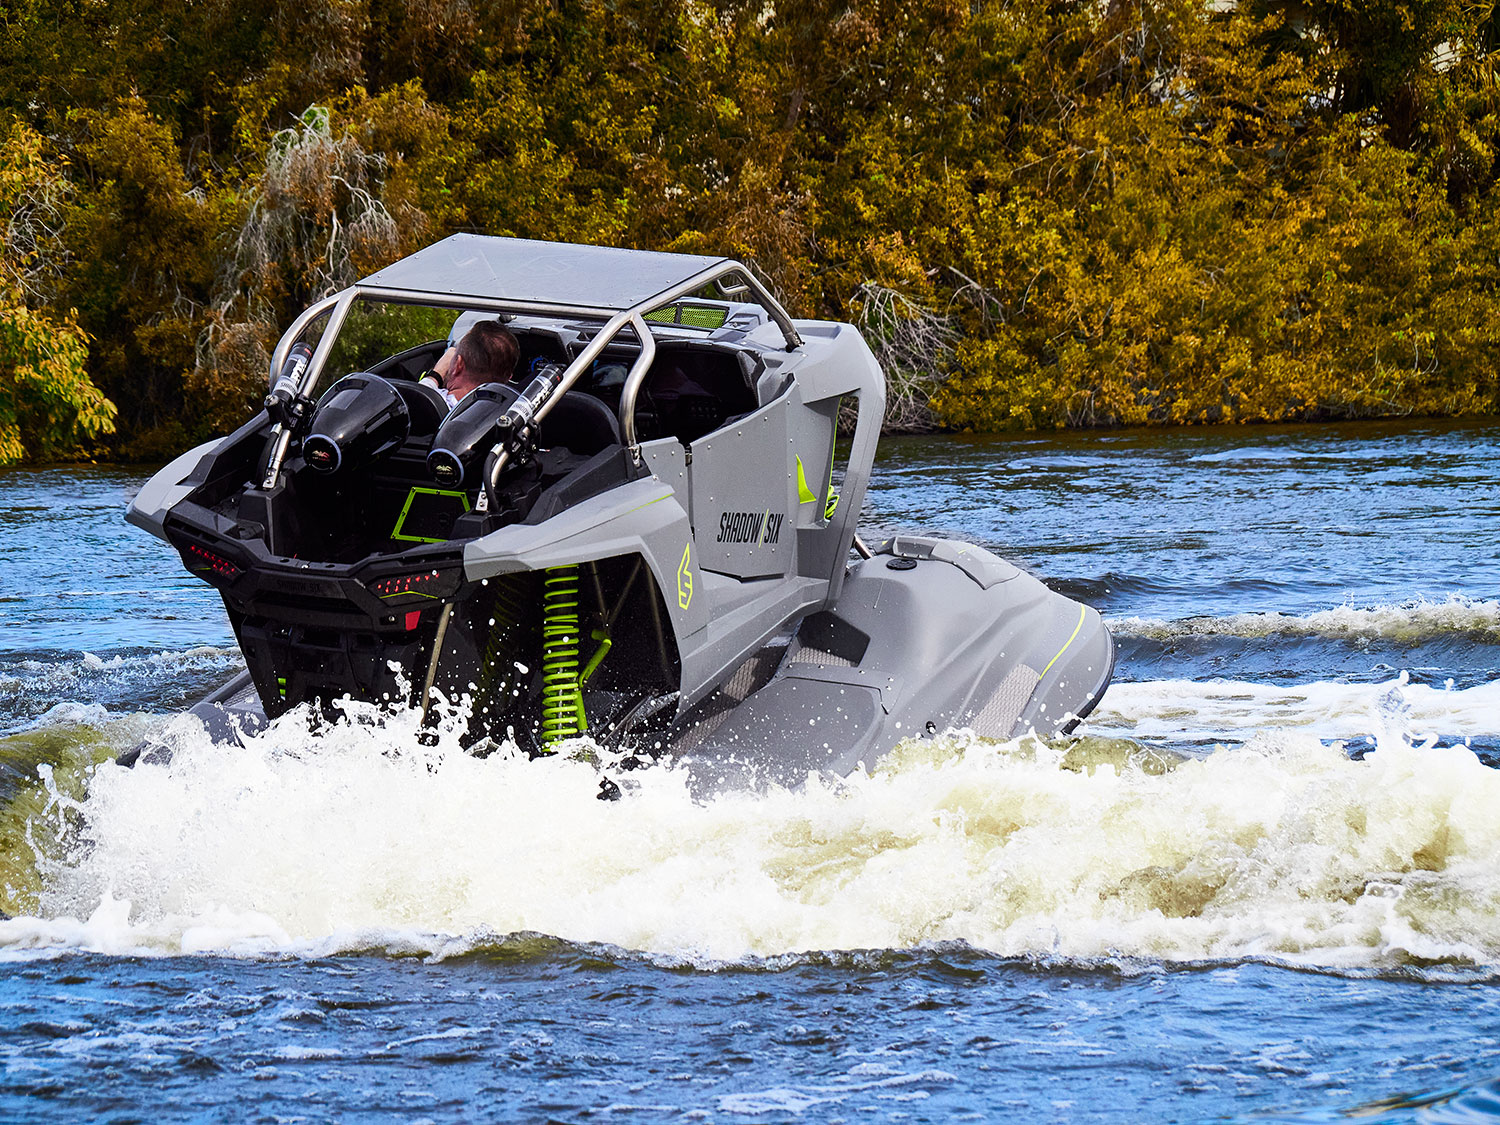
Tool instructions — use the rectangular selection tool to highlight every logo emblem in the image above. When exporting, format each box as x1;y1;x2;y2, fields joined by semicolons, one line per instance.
677;543;694;609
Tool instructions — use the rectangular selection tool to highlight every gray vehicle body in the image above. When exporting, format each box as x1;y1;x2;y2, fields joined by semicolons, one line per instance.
127;235;1112;786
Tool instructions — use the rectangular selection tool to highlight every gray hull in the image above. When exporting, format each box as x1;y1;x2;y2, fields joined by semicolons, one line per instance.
154;534;1112;790
675;536;1113;789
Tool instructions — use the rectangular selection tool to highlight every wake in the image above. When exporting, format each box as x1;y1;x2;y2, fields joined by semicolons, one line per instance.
1;698;1497;973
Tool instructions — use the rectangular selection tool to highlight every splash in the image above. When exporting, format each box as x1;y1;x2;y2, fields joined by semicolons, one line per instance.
3;699;1500;972
0;712;148;913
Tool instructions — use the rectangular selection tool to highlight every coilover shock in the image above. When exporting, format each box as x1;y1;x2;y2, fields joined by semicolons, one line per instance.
540;565;587;747
474;574;528;732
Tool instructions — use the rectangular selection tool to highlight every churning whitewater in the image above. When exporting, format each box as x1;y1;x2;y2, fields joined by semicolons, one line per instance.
5;645;1499;972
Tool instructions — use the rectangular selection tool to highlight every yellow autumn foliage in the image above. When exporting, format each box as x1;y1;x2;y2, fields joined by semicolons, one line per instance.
0;0;1496;452
0;120;113;464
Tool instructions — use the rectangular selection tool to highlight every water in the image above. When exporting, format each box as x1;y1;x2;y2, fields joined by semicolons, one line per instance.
1;419;1498;1121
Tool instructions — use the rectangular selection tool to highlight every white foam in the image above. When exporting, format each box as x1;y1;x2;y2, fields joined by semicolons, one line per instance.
1111;595;1500;642
272;1046;345;1060
717;1068;956;1114
1086;673;1500;740
6;700;1500;971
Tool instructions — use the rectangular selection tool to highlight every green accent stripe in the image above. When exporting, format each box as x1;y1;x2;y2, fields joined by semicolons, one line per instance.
824;446;839;518
1041;605;1088;679
391;487;471;543
626;493;670;515
795;455;817;503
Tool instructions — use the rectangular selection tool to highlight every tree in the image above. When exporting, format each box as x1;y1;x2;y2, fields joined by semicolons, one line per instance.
55;95;226;457
0;119;114;463
193;101;423;430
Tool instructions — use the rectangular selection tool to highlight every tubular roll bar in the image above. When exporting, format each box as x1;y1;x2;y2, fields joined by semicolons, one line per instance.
261;261;800;491
262;292;344;489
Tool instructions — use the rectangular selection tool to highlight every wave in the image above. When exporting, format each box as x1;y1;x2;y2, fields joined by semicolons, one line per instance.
1087;673;1500;741
0;647;243;732
5;707;1500;971
1110;596;1500;643
1265;1073;1500;1123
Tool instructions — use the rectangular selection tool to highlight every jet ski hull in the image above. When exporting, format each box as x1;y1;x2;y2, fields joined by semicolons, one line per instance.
126;535;1112;788
673;537;1114;788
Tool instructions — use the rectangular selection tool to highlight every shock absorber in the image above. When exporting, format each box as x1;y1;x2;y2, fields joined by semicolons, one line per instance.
540;565;586;748
474;574;527;731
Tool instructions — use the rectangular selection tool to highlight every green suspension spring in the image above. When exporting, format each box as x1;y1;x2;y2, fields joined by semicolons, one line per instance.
540;565;587;748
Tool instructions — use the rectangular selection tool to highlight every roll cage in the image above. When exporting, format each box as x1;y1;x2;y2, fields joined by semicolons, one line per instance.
263;237;802;490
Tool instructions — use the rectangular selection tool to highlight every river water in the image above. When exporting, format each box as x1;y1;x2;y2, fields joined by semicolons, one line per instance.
1;419;1498;1121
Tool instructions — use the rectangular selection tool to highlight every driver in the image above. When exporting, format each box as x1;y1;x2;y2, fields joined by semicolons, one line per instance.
421;320;519;407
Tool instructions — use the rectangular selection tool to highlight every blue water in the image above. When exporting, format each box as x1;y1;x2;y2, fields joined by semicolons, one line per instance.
5;952;1500;1122
2;419;1499;1122
0;467;233;654
868;423;1500;620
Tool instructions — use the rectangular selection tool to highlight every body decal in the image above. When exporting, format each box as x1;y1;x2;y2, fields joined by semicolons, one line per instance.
677;542;694;609
718;510;783;545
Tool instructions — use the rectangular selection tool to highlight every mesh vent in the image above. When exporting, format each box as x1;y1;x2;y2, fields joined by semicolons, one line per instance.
644;302;729;329
673;646;784;752
723;648;783;701
788;644;855;668
970;664;1040;739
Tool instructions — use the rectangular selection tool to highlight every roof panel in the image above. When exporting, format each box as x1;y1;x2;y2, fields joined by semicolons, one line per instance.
358;234;731;312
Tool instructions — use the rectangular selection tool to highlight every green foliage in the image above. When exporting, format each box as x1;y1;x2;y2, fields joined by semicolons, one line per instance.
56;95;227;456
0;0;1498;457
321;301;458;385
0;120;113;463
920;1;1500;430
0;301;106;463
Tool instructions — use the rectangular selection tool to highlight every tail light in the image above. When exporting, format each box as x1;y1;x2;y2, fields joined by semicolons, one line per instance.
364;567;462;606
185;543;242;582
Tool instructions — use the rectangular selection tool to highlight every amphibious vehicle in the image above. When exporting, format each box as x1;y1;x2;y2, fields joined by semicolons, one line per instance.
127;235;1113;787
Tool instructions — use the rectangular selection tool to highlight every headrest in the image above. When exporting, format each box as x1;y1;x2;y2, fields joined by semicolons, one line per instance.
540;391;622;456
390;378;451;436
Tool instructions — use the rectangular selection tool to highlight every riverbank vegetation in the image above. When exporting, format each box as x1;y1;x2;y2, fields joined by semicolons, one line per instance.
0;0;1497;461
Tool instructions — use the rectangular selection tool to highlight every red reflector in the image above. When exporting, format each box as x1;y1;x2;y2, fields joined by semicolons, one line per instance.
405;611;422;631
368;570;451;598
186;543;240;579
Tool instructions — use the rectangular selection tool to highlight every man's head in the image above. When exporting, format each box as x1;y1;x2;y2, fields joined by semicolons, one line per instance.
438;320;519;399
457;320;519;384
